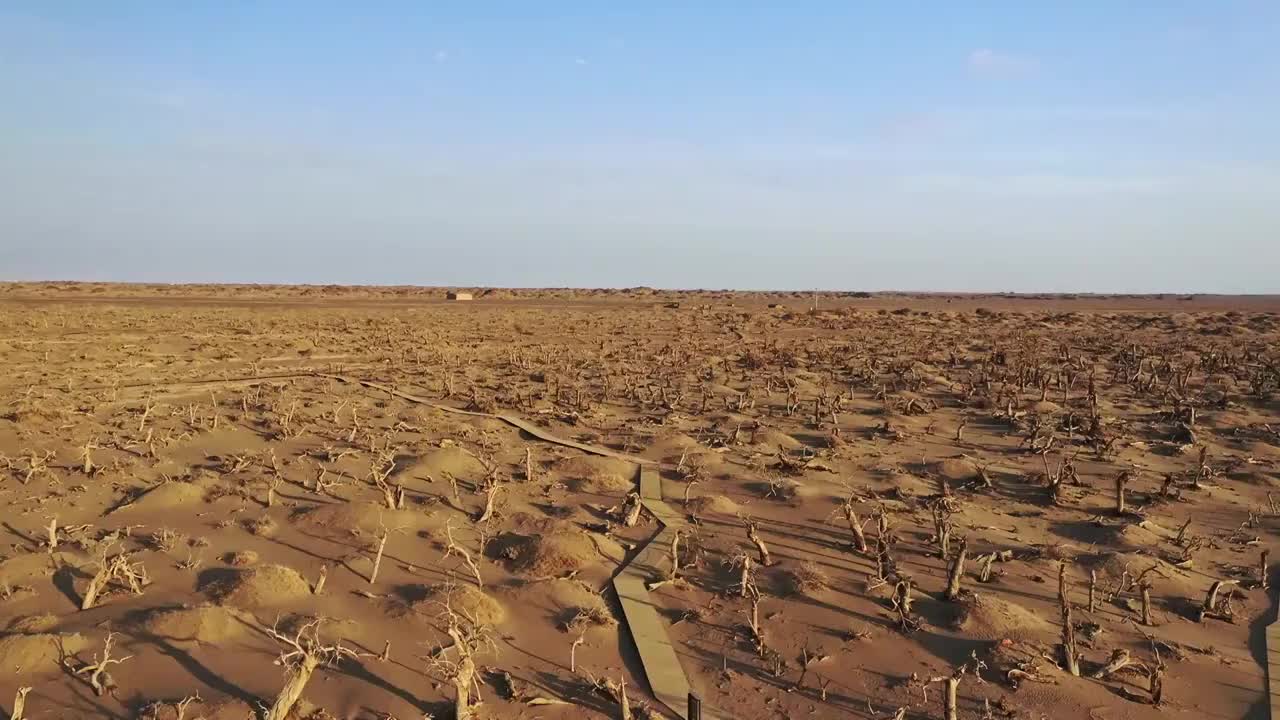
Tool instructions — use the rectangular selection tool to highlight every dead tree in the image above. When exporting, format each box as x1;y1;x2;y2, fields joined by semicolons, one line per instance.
1061;600;1080;676
263;620;355;720
475;480;504;524
943;538;968;601
368;523;390;585
72;632;132;697
1197;580;1236;622
732;552;755;598
80;535;148;610
444;520;483;587
1090;648;1133;679
891;578;919;632
1140;582;1154;626
8;687;31;720
745;519;772;566
620;491;643;527
841;496;869;553
1115;470;1132;515
932;502;953;560
647;530;683;591
746;590;766;655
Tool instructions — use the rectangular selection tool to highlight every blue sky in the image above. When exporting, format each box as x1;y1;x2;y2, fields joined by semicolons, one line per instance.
1;2;1277;292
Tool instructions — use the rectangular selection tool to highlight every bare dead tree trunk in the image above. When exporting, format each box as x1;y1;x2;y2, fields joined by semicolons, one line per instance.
943;539;968;601
746;520;772;566
9;687;31;720
738;555;753;598
978;552;996;583
1140;583;1153;626
933;503;952;560
1261;550;1270;590
843;500;868;553
452;656;477;720
1198;580;1235;622
313;565;328;595
369;528;389;585
1115;470;1131;515
265;655;321;720
622;492;643;527
944;675;960;720
1090;649;1132;679
1061;601;1080;676
1088;569;1097;612
475;483;501;524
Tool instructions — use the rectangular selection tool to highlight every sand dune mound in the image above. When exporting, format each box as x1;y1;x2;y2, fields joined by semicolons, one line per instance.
646;432;701;455
934;458;980;482
400;447;486;480
0;632;89;676
886;473;938;497
687;494;740;515
117;481;206;512
754;429;802;449
568;472;635;494
677;449;726;471
953;593;1052;640
556;455;636;493
134;604;254;644
292;501;424;534
0;551;73;585
507;526;615;577
1079;552;1198;595
398;584;506;626
203;565;311;608
554;455;637;479
1031;400;1062;414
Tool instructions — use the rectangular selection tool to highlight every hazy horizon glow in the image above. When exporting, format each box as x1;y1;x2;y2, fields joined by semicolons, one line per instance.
2;3;1278;293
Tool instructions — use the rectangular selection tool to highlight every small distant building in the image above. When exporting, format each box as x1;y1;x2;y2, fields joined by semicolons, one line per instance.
447;291;473;301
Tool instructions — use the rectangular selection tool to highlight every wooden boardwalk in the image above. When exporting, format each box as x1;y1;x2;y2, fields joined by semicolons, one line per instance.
610;465;717;719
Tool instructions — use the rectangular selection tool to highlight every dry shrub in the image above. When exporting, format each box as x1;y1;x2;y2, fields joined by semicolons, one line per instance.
780;561;830;597
223;550;259;566
564;602;615;633
244;515;278;537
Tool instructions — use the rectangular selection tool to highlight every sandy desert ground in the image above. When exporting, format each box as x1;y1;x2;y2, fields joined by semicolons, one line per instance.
0;282;1277;720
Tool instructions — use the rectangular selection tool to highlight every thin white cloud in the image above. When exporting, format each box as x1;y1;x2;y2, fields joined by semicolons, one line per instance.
967;48;1038;76
434;49;448;63
574;57;588;66
902;172;1178;196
